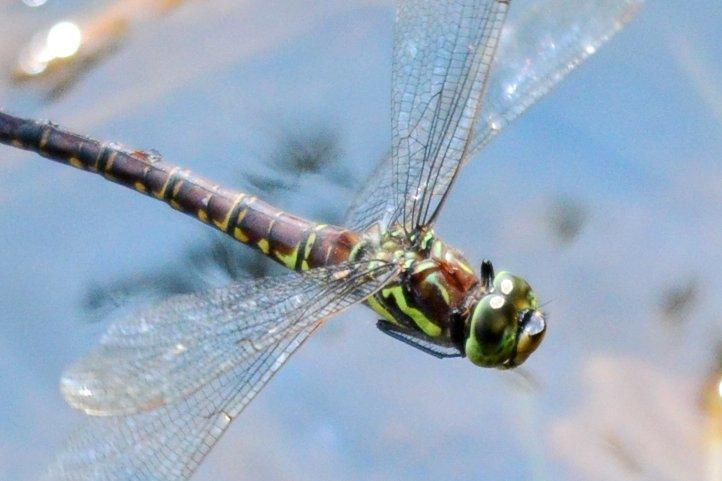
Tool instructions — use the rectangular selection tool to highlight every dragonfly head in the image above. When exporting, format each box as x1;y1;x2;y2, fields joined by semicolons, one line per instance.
463;262;546;368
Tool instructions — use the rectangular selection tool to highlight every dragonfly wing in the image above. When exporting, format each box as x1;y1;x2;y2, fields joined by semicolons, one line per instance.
61;261;398;416
470;0;643;153
45;261;398;481
346;0;640;234
345;150;396;234
389;0;509;232
43;323;318;481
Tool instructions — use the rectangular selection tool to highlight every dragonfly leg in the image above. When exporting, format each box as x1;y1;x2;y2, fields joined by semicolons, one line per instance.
376;320;463;359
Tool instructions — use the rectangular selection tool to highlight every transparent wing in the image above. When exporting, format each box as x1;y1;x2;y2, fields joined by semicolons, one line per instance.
389;0;508;233
61;261;398;416
345;0;641;234
44;261;398;481
345;150;395;234
470;0;642;152
43;327;315;481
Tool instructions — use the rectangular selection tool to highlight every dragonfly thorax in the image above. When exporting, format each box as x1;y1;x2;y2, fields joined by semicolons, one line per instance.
362;228;547;368
363;229;477;340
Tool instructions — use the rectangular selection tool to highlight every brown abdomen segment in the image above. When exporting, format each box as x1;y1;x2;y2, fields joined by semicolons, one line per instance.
0;111;360;271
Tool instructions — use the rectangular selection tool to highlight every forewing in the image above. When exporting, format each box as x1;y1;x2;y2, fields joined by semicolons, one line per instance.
345;0;641;234
470;0;643;152
390;0;508;232
61;261;398;416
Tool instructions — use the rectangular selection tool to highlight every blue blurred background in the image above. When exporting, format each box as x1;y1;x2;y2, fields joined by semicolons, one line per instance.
1;1;721;480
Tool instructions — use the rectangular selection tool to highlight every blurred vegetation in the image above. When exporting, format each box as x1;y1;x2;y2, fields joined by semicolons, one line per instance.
658;277;700;327
9;21;127;102
7;0;187;103
546;194;588;247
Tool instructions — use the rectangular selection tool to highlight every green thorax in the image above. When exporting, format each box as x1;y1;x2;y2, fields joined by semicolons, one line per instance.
360;228;478;339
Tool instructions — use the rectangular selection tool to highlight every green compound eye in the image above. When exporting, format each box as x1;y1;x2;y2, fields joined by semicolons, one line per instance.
466;294;518;367
492;271;538;311
465;270;546;369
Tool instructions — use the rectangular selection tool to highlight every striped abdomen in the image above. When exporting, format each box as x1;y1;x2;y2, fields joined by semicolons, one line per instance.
0;111;359;271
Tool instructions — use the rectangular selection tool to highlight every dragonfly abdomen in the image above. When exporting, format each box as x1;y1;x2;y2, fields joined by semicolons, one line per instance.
0;111;359;271
227;202;361;271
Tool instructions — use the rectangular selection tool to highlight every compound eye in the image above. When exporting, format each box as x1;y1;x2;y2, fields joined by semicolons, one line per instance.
472;294;515;353
512;310;547;366
492;271;536;309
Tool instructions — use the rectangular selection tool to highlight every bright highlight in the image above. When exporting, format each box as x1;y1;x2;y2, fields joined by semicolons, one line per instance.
46;22;82;59
17;21;82;76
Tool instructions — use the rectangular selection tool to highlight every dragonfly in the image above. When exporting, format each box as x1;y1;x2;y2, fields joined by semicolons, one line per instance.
0;0;642;479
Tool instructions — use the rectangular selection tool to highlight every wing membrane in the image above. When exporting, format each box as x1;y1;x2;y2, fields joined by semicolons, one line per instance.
471;0;642;152
43;328;314;481
345;150;396;234
45;261;398;480
61;261;398;416
346;0;641;234
390;0;508;232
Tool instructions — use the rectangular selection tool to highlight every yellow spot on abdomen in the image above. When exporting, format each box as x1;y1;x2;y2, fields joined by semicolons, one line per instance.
153;167;180;199
258;239;270;254
213;194;246;231
300;230;318;271
233;227;250;243
105;152;117;171
274;245;300;270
